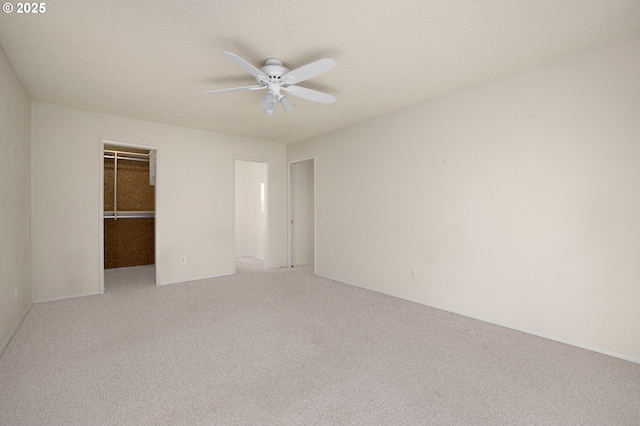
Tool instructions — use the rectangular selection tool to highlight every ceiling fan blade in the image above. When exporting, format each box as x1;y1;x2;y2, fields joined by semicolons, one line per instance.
223;51;269;82
282;58;335;85
205;85;266;95
283;85;335;104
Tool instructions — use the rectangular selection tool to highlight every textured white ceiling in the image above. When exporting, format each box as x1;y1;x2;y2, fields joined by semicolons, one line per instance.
1;1;639;143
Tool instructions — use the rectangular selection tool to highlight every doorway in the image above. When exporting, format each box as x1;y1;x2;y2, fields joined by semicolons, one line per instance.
289;158;315;267
100;140;159;293
235;159;268;270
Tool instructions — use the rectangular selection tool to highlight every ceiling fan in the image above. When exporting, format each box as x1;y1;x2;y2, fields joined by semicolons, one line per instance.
205;51;336;115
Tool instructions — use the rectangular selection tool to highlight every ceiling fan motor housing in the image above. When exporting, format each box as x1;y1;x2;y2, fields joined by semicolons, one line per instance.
258;58;290;84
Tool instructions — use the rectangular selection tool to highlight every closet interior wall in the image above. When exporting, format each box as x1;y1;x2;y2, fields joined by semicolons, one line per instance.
104;145;155;269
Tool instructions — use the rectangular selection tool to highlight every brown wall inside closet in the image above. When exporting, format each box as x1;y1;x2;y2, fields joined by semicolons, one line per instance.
104;146;155;269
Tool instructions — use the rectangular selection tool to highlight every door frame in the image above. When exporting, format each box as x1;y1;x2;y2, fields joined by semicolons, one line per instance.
99;139;160;293
288;156;316;271
233;156;270;274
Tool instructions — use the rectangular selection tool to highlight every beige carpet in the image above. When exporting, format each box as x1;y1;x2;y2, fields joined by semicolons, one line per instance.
1;257;639;425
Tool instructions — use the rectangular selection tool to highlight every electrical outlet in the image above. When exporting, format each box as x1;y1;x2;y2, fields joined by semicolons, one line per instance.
411;268;417;278
180;255;186;264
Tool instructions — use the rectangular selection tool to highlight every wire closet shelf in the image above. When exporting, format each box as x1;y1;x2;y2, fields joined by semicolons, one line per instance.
104;149;155;220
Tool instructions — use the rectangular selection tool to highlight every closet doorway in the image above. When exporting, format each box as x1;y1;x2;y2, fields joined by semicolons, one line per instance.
100;140;159;292
289;158;315;267
235;159;268;270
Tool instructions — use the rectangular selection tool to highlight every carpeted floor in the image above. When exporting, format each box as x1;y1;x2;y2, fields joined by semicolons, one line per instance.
1;257;639;425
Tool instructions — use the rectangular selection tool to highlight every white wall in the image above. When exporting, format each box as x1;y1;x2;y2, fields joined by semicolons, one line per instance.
292;159;314;265
235;160;267;259
0;44;32;353
31;102;286;302
287;34;640;362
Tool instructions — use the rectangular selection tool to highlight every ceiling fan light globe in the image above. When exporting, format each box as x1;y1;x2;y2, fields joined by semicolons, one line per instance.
280;96;295;113
263;107;276;116
259;92;276;110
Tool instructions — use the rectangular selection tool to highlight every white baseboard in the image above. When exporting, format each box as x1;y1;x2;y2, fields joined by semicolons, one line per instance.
316;273;640;365
235;255;264;260
0;301;33;356
159;271;235;286
34;291;100;303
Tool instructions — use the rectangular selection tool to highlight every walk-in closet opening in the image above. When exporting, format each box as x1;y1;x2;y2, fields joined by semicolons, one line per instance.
289;158;315;267
235;159;268;270
101;141;158;291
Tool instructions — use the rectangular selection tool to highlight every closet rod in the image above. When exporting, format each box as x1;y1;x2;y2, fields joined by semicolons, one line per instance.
104;155;149;163
104;211;155;219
